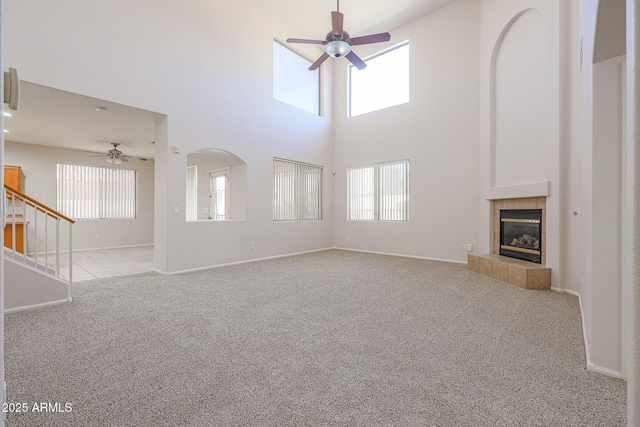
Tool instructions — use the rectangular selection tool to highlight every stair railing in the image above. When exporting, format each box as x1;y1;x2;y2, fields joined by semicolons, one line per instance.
4;185;75;292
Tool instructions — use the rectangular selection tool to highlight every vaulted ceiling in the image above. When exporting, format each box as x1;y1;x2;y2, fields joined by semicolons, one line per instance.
4;0;455;159
255;0;455;37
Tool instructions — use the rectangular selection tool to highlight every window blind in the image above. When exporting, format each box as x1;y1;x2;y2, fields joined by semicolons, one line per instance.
348;160;409;221
273;158;322;221
57;164;137;220
186;165;198;221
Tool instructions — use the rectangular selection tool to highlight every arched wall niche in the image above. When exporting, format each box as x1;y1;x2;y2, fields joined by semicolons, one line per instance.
186;148;247;221
489;8;551;188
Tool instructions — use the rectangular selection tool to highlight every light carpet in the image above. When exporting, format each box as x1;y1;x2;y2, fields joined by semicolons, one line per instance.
4;250;626;426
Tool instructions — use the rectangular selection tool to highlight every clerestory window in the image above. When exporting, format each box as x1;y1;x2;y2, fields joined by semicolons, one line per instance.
348;41;410;117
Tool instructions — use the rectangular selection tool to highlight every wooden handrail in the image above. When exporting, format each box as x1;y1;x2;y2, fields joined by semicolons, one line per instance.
4;185;76;224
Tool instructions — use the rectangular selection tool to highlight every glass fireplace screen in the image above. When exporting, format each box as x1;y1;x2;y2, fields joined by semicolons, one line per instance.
499;209;542;264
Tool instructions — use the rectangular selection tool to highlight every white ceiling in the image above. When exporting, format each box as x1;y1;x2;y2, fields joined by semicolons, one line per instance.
4;81;162;160
3;0;454;159
258;0;455;37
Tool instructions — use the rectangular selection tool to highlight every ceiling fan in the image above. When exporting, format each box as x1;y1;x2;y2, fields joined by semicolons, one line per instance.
286;0;391;70
90;143;147;164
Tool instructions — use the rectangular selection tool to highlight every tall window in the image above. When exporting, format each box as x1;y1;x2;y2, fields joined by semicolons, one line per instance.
348;160;409;221
273;158;322;221
349;41;410;117
273;40;320;115
186;165;198;221
209;168;230;220
57;164;137;219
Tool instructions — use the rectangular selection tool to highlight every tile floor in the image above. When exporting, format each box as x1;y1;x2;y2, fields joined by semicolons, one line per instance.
58;246;155;282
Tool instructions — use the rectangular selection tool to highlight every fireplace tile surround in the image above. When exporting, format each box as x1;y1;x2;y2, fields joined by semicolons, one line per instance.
492;197;546;265
468;196;550;290
467;253;551;289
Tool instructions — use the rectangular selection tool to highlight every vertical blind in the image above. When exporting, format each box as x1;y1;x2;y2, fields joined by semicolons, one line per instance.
186;165;198;221
348;160;409;221
273;158;322;221
57;164;137;219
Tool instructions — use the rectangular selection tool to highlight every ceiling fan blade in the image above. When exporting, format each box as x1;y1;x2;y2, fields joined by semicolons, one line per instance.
345;51;367;70
286;38;326;45
123;156;148;161
309;52;330;70
331;11;344;36
119;157;129;162
348;32;391;46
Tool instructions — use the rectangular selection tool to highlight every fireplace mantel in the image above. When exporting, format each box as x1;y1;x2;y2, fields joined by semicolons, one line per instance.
483;181;550;201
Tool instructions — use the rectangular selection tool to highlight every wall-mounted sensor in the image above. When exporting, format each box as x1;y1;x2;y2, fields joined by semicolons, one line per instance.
3;68;20;110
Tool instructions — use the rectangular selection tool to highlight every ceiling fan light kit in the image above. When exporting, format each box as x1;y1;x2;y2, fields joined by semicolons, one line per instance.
90;142;147;163
325;40;351;58
286;2;391;71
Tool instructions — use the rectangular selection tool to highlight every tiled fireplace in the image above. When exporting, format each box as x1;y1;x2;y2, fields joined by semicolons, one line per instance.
468;196;551;290
491;197;546;265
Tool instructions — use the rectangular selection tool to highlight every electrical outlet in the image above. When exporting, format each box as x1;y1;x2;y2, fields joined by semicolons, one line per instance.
347;235;351;241
466;244;473;252
95;235;101;240
461;244;466;251
250;242;255;249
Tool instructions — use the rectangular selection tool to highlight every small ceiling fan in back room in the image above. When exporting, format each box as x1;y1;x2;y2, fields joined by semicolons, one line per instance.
286;0;391;70
88;143;147;165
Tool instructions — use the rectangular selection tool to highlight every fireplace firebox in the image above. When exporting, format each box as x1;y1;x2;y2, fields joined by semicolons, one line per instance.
499;209;542;264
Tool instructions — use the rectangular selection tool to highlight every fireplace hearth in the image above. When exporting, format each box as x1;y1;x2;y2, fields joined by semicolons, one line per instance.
499;209;542;264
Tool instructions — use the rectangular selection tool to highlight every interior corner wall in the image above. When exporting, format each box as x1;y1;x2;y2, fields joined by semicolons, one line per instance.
626;0;640;420
559;0;583;303
578;0;626;377
480;0;562;287
4;0;335;273
590;56;625;374
332;0;481;262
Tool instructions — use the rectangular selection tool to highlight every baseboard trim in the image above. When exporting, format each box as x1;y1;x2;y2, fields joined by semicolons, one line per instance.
72;243;154;254
154;248;333;276
550;287;579;297
154;247;464;276
5;298;72;314
551;287;623;379
332;247;466;265
28;243;154;257
586;362;623;379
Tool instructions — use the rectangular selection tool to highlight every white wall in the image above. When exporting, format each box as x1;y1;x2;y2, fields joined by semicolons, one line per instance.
4;0;335;272
576;0;627;378
4;141;155;250
590;56;625;374
479;0;562;288
333;0;481;263
626;0;640;420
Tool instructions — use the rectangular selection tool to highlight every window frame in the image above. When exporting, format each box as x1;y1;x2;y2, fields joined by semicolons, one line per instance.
348;40;410;118
273;39;322;116
56;163;138;220
273;157;323;222
209;167;230;220
347;159;409;222
186;165;198;221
